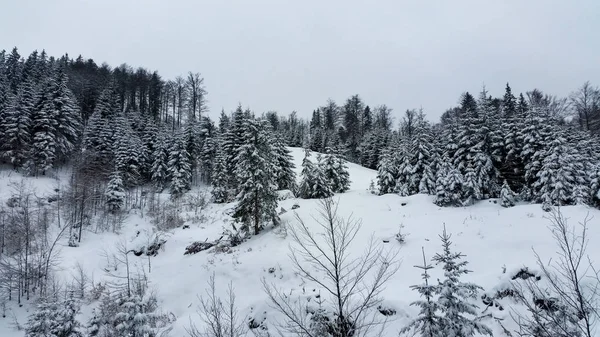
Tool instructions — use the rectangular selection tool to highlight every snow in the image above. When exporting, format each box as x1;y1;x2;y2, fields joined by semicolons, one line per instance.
1;148;600;336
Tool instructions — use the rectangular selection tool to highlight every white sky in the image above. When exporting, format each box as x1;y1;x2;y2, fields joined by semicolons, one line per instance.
1;0;599;121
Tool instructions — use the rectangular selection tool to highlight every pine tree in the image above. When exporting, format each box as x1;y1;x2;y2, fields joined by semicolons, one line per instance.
25;297;83;337
323;147;350;193
54;297;84;337
377;145;398;195
198;116;217;183
106;171;126;213
113;115;143;187
534;137;580;207
432;225;492;337
395;145;413;197
29;76;57;174
114;294;159;337
168;134;192;199
25;299;59;337
298;149;333;199
500;180;516;207
313;154;335;198
211;140;230;203
520;106;555;201
401;248;442;337
223;105;248;191
272;133;297;191
1;79;35;168
232;119;279;235
49;67;81;163
410;110;435;194
435;159;464;207
150;131;169;191
298;149;316;199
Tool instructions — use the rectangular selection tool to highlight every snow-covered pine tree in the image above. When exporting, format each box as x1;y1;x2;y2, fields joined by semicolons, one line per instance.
400;248;442;337
395;145;413;197
211;139;230;203
435;159;464;207
519;105;555;201
533;137;580;207
25;299;58;337
25;297;83;337
232;119;279;235
168;133;192;199
1;78;35;168
198;116;217;183
377;145;398;195
410;109;435;194
500;180;516;207
140;116;158;182
323;146;350;193
114;294;159;337
29;76;57;175
298;149;333;199
48;66;81;163
106;171;126;213
272;133;297;191
113;115;143;187
419;150;438;195
462;164;481;206
150;130;170;191
314;153;335;198
54;297;84;337
298;149;316;199
432;225;492;337
223;105;249;192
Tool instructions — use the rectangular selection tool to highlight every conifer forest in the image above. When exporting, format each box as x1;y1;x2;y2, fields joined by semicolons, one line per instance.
0;39;599;337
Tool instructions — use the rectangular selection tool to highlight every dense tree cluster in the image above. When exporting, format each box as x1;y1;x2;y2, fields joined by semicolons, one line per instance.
368;84;600;209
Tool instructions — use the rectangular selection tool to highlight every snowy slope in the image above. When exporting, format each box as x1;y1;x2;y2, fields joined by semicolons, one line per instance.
1;148;599;336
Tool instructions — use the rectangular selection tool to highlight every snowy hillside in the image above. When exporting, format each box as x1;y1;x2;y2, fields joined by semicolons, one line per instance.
1;148;599;337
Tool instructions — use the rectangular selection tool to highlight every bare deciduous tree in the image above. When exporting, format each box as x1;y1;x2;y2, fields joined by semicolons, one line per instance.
512;209;599;337
186;273;247;337
263;198;400;337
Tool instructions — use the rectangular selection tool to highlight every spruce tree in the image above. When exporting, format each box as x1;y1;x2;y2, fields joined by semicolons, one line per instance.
232;119;279;235
272;133;297;191
223;105;248;191
1;79;35;168
106;171;126;213
113;116;142;187
298;149;333;199
435;159;464;207
519;106;555;201
29;77;57;174
533;137;580;207
168;134;192;199
500;180;516;208
298;149;316;199
150;131;169;191
49;67;81;163
432;225;492;337
410;110;435;194
211;140;230;203
25;297;83;337
313;154;335;198
401;248;442;337
114;294;159;337
377;145;398;195
323;146;350;193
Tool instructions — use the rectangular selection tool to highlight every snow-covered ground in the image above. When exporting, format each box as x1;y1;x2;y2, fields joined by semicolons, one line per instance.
1;147;599;336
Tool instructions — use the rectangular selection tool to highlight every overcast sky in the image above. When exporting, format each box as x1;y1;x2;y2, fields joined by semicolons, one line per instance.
1;0;598;121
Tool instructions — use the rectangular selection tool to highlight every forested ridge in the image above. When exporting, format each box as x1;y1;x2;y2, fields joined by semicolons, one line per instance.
1;46;600;337
2;47;599;212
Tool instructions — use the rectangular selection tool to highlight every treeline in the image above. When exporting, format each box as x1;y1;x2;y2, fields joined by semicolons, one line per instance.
373;85;600;209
